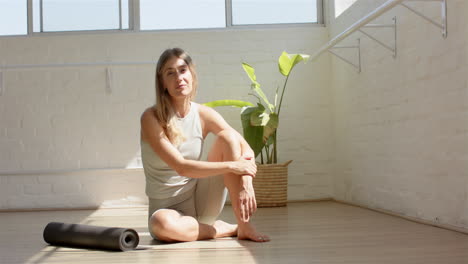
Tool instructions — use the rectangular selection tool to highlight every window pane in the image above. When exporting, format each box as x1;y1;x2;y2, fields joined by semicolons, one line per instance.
140;0;225;30
40;0;120;32
0;0;27;36
121;0;129;29
232;0;317;25
33;0;41;32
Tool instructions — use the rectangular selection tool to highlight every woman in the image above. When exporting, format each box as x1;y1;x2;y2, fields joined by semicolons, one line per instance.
141;48;270;242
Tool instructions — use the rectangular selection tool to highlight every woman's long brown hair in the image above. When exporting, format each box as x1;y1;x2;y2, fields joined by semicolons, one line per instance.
154;48;198;145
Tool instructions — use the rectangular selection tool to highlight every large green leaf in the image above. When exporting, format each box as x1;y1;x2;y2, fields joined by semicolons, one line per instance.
265;134;275;146
250;112;270;127
242;63;259;86
203;100;253;108
245;103;278;145
241;106;265;158
242;63;274;112
262;113;278;142
249;103;268;126
278;52;310;76
252;85;274;112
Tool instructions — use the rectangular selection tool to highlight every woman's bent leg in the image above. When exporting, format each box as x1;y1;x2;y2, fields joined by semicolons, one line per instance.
148;189;237;242
194;174;238;239
207;130;270;242
195;175;227;225
149;209;216;242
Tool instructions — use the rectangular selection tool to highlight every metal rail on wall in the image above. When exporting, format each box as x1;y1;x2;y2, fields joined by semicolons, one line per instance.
312;0;447;72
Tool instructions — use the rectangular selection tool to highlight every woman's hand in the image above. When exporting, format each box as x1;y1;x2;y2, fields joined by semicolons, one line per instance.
229;157;257;177
238;176;257;222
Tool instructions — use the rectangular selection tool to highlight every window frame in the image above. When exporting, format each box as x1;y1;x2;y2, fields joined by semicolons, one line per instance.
226;0;324;28
1;0;324;37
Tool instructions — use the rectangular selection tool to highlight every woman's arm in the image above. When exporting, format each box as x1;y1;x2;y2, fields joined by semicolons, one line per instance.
198;105;258;222
198;104;255;158
198;104;257;188
140;108;255;178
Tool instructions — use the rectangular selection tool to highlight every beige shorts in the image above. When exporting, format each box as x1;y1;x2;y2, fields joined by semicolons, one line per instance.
148;175;227;239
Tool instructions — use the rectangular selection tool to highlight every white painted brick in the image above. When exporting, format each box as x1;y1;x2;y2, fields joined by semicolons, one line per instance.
5;127;35;142
52;134;82;153
20;114;52;131
76;68;107;93
22;138;52;154
24;183;52;195
0;113;22;129
52;182;82;195
429;49;466;76
63;102;95;118
48;69;80;94
5;70;50;96
20;159;51;171
24;195;71;208
6;175;38;185
79;157;102;170
5;196;40;209
49;157;81;171
0;160;21;173
0;139;23;153
0;182;23;197
47;40;82;65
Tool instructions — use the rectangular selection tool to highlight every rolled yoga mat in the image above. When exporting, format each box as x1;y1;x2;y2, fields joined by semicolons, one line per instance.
43;222;139;251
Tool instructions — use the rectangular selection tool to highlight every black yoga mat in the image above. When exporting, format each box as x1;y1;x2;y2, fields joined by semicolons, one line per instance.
43;222;139;251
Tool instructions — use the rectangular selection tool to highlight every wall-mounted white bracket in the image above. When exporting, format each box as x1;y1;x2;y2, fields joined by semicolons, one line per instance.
358;17;397;58
328;38;361;73
310;0;448;74
105;67;113;94
0;71;3;96
400;0;447;38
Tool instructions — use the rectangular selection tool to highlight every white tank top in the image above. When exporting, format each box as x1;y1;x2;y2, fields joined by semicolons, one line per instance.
141;102;203;199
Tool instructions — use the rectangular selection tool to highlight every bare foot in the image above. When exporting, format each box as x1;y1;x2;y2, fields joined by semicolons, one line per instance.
213;220;238;238
237;223;270;242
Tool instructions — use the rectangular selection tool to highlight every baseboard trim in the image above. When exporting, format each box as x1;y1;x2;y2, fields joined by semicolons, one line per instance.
288;198;334;203
0;205;149;213
0;207;99;213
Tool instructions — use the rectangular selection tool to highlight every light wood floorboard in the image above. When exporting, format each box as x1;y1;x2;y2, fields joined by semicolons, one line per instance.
1;201;468;264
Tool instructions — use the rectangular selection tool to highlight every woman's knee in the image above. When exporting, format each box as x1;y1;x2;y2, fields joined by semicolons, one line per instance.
216;129;239;146
149;209;179;241
213;130;242;158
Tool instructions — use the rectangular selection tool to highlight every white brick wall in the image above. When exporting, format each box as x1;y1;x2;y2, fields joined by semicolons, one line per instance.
0;169;146;209
0;26;333;209
329;0;468;229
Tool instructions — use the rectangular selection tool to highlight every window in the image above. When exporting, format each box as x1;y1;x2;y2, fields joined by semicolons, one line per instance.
140;0;225;30
33;0;129;32
0;0;27;36
0;0;322;36
232;0;319;25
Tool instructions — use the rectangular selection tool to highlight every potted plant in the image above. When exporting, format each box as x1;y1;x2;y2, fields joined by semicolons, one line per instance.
204;51;309;207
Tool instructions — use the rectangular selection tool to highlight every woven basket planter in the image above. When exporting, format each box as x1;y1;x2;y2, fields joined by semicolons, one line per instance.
253;160;292;207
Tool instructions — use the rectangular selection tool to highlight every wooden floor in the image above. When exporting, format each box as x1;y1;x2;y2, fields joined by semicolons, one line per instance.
1;201;468;264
